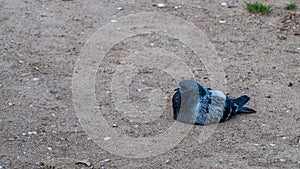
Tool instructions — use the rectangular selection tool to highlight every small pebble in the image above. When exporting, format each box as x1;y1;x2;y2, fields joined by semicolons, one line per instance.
137;89;142;92
8;102;14;106
265;95;271;98
253;143;259;146
280;72;287;76
221;2;228;7
254;19;262;24
8;137;15;141
165;159;170;164
87;137;92;140
219;19;226;24
0;165;3;169
297;47;300;50
28;131;37;135
110;20;117;23
157;3;166;8
192;68;202;74
19;60;24;63
281;136;287;140
119;60;127;65
174;5;182;9
270;143;276;147
261;123;267;127
268;22;275;26
47;147;52;151
134;124;139;128
102;159;110;163
117;7;123;10
112;124;118;127
32;77;39;81
104;136;111;141
76;159;91;167
279;158;286;162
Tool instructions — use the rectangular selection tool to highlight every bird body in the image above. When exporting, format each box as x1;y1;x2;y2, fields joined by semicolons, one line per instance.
172;80;256;125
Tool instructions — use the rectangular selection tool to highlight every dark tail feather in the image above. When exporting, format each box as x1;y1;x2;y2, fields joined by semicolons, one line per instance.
233;95;250;107
236;107;256;114
233;95;256;114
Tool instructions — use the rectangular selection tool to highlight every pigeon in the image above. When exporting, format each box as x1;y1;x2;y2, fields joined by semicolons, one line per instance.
172;79;256;125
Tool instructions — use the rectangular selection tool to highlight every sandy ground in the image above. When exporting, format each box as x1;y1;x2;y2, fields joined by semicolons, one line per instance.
1;0;300;168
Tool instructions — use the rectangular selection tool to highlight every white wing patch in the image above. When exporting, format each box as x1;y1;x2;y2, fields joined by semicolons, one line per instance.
205;90;226;124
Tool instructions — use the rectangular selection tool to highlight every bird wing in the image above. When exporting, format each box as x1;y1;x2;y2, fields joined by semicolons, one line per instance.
172;88;181;120
220;96;238;122
200;89;227;124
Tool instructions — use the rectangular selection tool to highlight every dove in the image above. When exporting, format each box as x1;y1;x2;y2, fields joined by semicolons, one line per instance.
172;79;256;125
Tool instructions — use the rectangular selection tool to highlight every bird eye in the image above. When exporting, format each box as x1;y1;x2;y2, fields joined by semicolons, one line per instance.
182;85;189;89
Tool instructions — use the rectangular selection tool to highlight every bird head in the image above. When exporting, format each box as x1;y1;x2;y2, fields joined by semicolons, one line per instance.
178;79;199;94
177;79;206;96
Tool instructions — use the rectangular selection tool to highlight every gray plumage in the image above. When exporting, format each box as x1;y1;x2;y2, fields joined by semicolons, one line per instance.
172;80;256;125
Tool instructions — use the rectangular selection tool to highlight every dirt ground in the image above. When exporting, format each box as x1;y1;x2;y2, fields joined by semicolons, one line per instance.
1;0;300;168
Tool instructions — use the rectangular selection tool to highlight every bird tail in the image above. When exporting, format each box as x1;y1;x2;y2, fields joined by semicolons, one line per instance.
233;95;256;114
